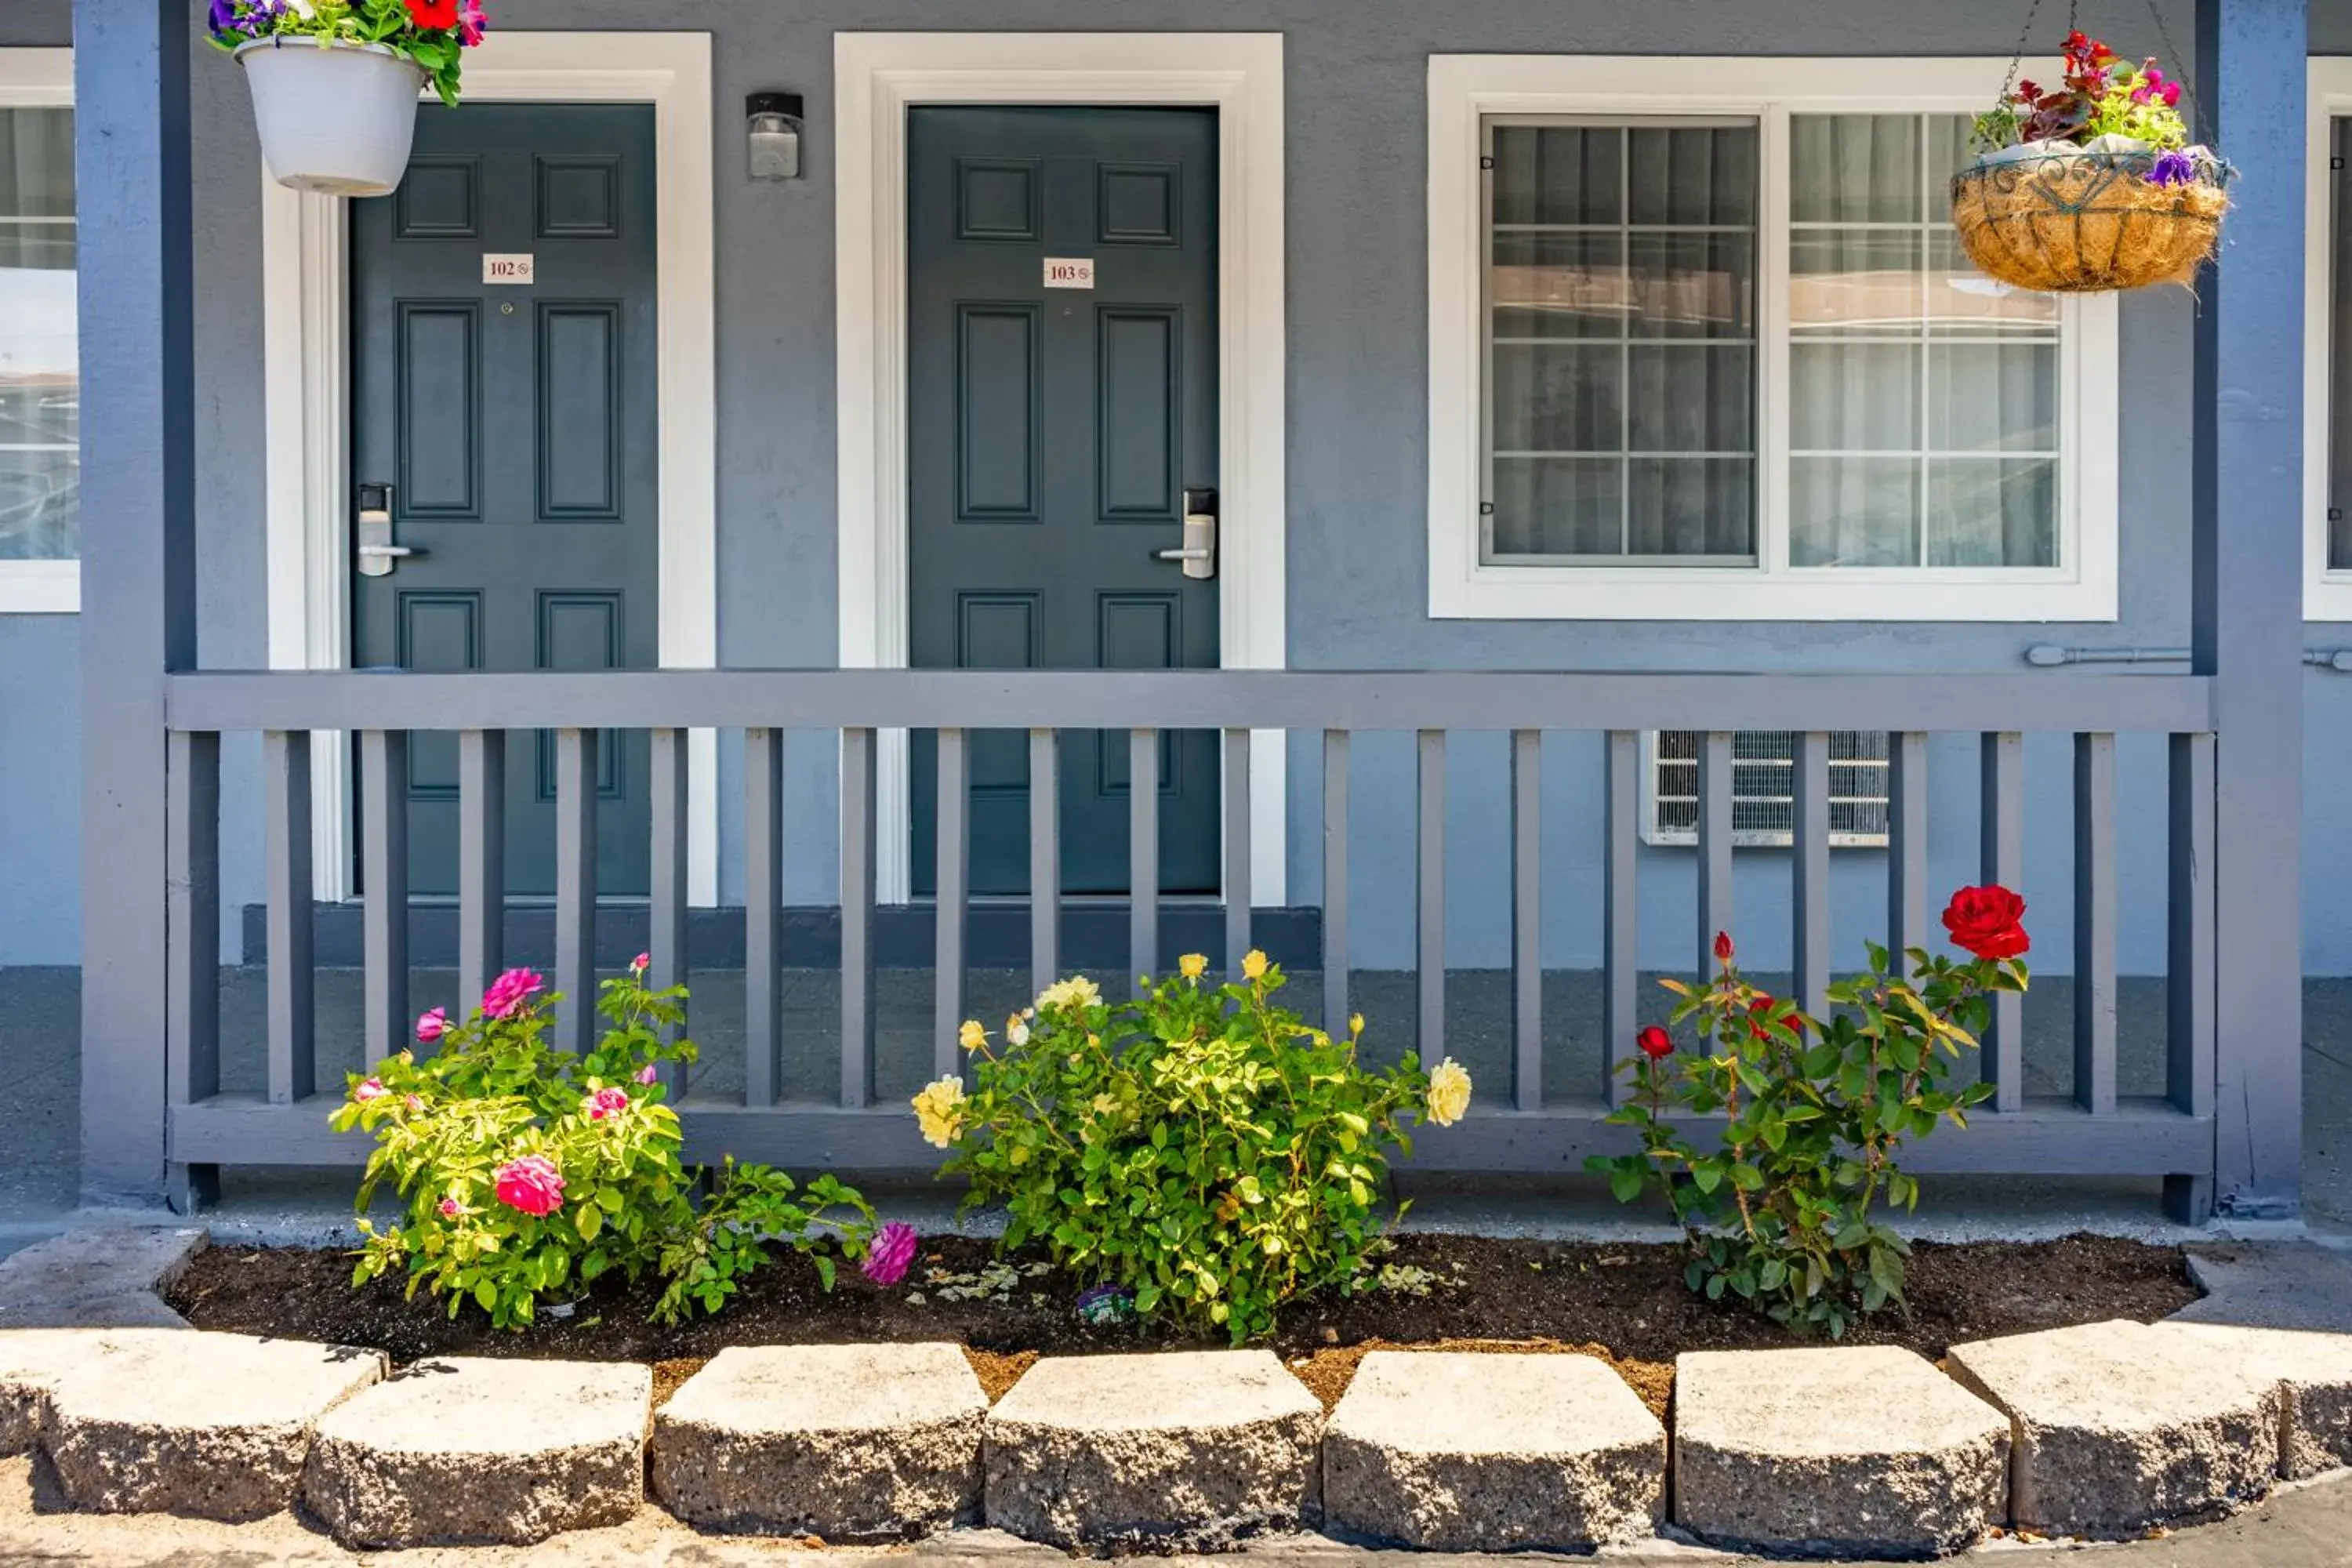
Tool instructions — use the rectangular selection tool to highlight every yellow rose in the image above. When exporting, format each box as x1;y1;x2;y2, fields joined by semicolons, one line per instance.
1242;949;1269;981
1036;975;1102;1013
912;1075;968;1149
1426;1057;1472;1128
1178;953;1208;981
1005;1013;1031;1047
1348;1013;1365;1038
957;1018;986;1053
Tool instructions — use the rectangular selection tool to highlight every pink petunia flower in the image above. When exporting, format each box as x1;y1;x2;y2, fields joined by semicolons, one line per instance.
583;1086;631;1121
457;0;487;48
353;1077;387;1102
862;1221;919;1286
481;967;543;1020
416;1006;447;1044
493;1155;564;1217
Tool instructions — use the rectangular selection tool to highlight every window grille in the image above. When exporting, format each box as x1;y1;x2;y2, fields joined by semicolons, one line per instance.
1645;730;1890;847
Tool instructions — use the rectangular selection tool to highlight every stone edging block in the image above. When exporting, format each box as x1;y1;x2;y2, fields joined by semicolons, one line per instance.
2152;1320;2352;1479
652;1341;986;1537
1322;1350;1663;1551
1947;1318;2276;1538
985;1349;1323;1551
302;1356;652;1548
1672;1345;2009;1558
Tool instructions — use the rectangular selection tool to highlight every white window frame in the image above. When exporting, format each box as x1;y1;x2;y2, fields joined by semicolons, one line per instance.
2304;57;2352;622
1428;55;2120;622
0;48;75;615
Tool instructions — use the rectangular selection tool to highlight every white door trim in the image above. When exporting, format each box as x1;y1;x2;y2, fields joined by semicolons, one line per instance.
261;30;719;905
835;31;1290;907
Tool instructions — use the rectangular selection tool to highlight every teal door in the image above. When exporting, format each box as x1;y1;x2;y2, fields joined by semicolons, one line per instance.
907;106;1221;898
350;104;659;899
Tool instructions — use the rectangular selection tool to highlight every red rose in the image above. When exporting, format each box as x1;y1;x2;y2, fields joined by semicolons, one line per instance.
1637;1025;1673;1060
1748;994;1773;1039
1713;931;1735;964
1942;884;2029;962
406;0;459;28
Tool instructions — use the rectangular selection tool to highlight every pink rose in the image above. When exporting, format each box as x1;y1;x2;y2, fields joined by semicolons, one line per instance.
405;1094;425;1112
631;952;651;974
583;1086;631;1121
481;967;544;1020
438;1197;459;1218
415;1007;447;1044
861;1221;919;1287
493;1155;564;1217
353;1077;387;1102
636;1064;659;1086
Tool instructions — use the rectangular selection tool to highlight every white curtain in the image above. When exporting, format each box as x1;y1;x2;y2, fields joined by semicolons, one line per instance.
0;107;77;561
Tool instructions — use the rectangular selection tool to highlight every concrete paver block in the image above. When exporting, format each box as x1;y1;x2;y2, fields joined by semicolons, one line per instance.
652;1342;987;1538
0;1228;205;1330
1672;1345;2008;1558
1321;1351;1662;1551
42;1330;385;1520
983;1350;1322;1551
302;1356;651;1548
1947;1319;2276;1538
2154;1322;2352;1479
2179;1245;2352;1334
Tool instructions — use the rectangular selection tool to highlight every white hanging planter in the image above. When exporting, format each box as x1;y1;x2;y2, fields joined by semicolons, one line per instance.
235;38;426;198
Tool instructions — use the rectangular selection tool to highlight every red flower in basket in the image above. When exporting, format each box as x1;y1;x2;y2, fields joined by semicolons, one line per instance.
1942;885;2030;962
405;0;459;30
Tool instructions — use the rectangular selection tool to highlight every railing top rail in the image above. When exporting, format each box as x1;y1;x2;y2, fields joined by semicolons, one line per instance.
165;668;2216;736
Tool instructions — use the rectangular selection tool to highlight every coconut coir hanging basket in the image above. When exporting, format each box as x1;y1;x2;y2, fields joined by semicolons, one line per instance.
1950;142;2230;293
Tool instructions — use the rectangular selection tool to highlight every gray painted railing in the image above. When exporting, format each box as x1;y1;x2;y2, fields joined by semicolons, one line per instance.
157;668;2220;1220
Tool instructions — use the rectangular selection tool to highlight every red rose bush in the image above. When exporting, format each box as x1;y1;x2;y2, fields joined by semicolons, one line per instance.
1588;891;2031;1336
332;960;891;1328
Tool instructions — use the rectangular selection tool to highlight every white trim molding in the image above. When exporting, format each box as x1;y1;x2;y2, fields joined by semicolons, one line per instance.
2307;57;2352;622
261;31;719;903
835;31;1289;906
1427;54;2122;622
0;49;77;614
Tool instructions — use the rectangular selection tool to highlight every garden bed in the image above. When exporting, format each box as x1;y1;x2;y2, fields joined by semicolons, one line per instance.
169;1230;2198;1418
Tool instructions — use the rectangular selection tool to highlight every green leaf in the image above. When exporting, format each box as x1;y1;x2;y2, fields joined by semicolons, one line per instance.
576;1203;604;1242
1608;1166;1646;1204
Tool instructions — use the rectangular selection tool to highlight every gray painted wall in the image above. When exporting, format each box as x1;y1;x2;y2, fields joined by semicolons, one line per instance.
6;0;2349;978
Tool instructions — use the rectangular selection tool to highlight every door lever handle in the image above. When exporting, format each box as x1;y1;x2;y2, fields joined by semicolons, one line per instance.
355;481;423;577
357;543;422;559
1152;486;1218;580
1154;546;1210;562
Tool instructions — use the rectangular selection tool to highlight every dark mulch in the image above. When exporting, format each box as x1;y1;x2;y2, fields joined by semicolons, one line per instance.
169;1230;2197;1421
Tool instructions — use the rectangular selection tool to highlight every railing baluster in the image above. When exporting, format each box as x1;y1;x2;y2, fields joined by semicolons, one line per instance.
1887;731;1929;960
1793;730;1831;1019
2074;732;2118;1116
553;727;599;1058
745;726;782;1106
935;727;969;1076
1604;730;1640;1104
1224;728;1253;982
649;727;689;1082
263;729;314;1104
1980;731;2024;1111
1697;731;1733;973
1417;729;1446;1062
359;730;409;1067
840;727;877;1109
1130;728;1159;994
1322;729;1351;1039
1510;728;1541;1111
1029;728;1058;996
457;728;504;1017
166;729;220;1212
2166;731;2217;1222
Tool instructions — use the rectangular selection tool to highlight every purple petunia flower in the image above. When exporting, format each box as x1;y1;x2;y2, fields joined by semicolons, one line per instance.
2147;149;2198;188
861;1221;919;1287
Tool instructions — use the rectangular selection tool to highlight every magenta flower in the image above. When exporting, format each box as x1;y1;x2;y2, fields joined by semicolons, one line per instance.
631;951;651;974
493;1155;564;1217
416;1007;447;1044
457;0;488;48
353;1077;387;1102
862;1221;919;1287
438;1197;460;1218
636;1063;659;1086
583;1085;631;1121
481;967;543;1020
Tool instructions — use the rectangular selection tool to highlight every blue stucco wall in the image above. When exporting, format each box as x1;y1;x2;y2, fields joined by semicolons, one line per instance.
4;0;2347;975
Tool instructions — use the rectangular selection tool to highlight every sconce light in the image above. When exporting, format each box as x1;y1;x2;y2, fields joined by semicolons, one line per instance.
747;91;803;181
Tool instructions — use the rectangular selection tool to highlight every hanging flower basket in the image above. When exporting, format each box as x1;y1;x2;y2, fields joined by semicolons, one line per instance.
213;0;487;199
1951;27;2231;293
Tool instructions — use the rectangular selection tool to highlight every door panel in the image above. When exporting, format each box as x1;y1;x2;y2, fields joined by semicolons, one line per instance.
351;104;659;900
908;106;1221;898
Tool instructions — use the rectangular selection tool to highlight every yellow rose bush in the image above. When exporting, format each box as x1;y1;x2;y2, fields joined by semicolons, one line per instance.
916;952;1468;1343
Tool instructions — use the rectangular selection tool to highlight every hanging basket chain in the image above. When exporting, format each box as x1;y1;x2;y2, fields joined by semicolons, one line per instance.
2141;0;2218;150
1993;0;2049;117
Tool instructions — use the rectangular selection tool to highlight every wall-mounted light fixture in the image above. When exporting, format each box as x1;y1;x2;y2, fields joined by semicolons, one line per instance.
747;91;803;181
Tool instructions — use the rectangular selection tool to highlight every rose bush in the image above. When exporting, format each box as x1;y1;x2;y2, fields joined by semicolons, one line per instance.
920;955;1468;1343
1588;888;2030;1337
333;958;885;1328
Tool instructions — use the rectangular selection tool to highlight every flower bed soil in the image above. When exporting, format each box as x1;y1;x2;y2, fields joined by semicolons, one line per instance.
168;1232;2196;1421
